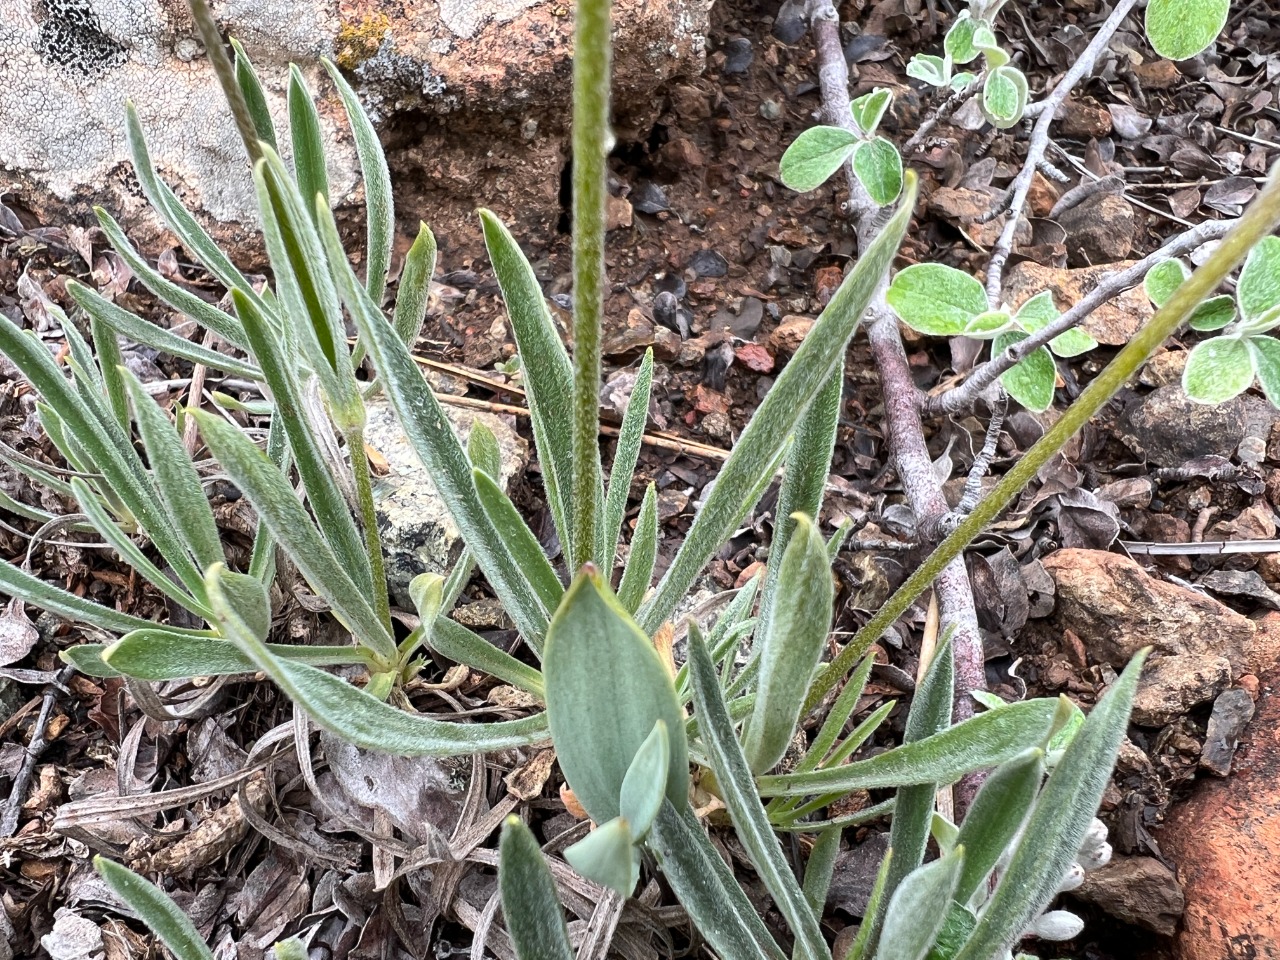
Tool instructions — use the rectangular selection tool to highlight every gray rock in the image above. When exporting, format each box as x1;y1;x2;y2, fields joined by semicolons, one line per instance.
1119;385;1261;467
1200;687;1256;777
363;397;527;610
827;832;890;917
1073;856;1185;936
1132;653;1231;727
1199;569;1280;611
1058;193;1135;267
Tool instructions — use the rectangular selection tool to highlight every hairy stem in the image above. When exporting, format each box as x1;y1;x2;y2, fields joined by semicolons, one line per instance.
344;426;393;649
188;0;263;164
569;0;611;569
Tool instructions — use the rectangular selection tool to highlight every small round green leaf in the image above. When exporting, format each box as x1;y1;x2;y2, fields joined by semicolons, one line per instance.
1188;294;1237;332
779;126;861;193
1182;336;1255;404
852;137;904;207
1144;258;1190;308
850;87;893;137
906;54;949;87
1236;235;1280;324
982;66;1028;128
950;71;978;92
1015;290;1098;359
995;332;1056;412
964;310;1014;338
1145;0;1229;60
1247;336;1280;409
944;12;982;65
886;264;989;336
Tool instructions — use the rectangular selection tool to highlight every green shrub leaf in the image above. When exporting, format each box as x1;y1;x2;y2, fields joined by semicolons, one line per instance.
1189;294;1237;331
544;569;688;825
852;137;904;206
995;332;1057;412
944;13;982;64
850;87;893;136
906;54;949;87
1145;0;1229;60
1236;234;1280;323
952;749;1043;905
886;264;988;337
982;66;1028;128
1144;258;1190;308
499;817;575;960
1182;336;1255;403
877;850;965;960
780;126;861;193
1248;335;1280;407
473;469;564;614
288;65;330;218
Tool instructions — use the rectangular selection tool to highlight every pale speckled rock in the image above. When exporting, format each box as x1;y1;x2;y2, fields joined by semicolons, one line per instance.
363;397;527;609
1130;653;1231;727
0;0;709;252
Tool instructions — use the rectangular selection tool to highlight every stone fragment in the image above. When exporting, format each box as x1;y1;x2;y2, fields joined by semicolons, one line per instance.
1118;385;1253;467
1199;687;1256;776
1059;97;1113;139
1160;665;1280;960
1057;193;1135;266
1041;549;1253;672
364;397;527;608
1073;856;1185;936
768;316;813;354
827;832;890;917
1131;654;1230;727
1002;260;1152;345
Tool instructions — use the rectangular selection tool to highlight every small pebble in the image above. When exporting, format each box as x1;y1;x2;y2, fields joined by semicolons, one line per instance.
632;182;670;214
1200;688;1256;777
688;249;729;278
723;37;754;75
759;99;782;121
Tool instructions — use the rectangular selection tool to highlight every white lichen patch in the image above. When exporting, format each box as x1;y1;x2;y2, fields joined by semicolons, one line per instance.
0;0;354;227
437;0;547;40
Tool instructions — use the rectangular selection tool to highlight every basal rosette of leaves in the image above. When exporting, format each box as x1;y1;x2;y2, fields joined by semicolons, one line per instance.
1145;236;1280;406
884;263;1098;411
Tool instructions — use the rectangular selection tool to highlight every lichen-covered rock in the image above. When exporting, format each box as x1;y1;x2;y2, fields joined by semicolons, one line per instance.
0;0;709;253
363;397;527;609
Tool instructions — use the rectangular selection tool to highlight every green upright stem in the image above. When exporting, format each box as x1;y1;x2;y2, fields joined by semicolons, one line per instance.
188;0;263;164
806;162;1280;714
570;0;611;569
345;425;394;652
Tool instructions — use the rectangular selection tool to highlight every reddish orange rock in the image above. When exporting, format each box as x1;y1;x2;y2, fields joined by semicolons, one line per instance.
1160;669;1280;960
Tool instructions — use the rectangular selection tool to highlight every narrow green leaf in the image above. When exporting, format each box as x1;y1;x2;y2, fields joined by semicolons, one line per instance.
89;317;129;430
125;103;265;309
95;857;214;960
760;369;840;633
228;288;375;602
564;817;639;897
102;631;370;680
602;350;654;566
797;652;877;774
230;39;278;149
924;903;978;960
474;468;563;615
780;126;861;193
192;408;395;659
479;210;574;555
430;618;545;698
648;800;789;960
742;515;833;774
617;483;658;615
620;720;670;839
543;569;689;825
1182;336;1254;404
317;199;552;648
66;281;260;379
639;176;917;634
687;623;828;960
802;825;842;919
886;264;987;337
1236;234;1280;322
1145;0;1229;60
323;59;394;304
288;64;330;217
877;850;965;960
499;817;575;960
757;697;1058;797
995;332;1057;412
467;421;503;480
392;222;437;346
953;652;1148;960
205;563;549;754
121;371;224;570
952;748;1044;905
852;137;904;206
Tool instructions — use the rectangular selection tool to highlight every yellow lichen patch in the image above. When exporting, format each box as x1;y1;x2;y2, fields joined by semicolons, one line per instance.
335;12;390;71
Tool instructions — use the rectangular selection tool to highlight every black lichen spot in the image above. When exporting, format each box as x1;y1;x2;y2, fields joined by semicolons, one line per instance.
33;0;127;79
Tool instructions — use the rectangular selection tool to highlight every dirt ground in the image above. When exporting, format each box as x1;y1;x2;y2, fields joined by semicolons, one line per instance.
4;0;1280;957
